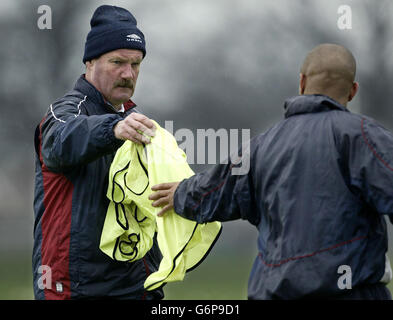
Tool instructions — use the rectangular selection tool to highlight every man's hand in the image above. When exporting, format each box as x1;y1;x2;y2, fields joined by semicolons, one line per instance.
114;112;156;144
149;182;180;217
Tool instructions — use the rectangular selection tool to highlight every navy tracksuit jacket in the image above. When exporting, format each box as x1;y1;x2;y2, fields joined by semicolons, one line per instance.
174;94;393;299
33;75;163;299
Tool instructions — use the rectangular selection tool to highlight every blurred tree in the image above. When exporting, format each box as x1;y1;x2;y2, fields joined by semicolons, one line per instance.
279;0;393;129
357;1;393;130
0;0;89;218
0;0;88;147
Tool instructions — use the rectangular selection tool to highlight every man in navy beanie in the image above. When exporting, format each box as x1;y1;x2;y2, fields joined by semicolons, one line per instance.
33;5;163;299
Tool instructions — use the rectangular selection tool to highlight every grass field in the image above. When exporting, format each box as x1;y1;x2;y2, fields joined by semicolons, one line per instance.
2;250;392;300
0;249;253;300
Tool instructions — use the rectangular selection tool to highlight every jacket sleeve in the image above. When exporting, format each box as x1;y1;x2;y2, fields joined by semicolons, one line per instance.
173;138;260;225
346;117;393;219
40;99;124;172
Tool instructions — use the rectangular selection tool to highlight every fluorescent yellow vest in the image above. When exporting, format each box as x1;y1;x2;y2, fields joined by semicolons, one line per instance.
100;121;222;291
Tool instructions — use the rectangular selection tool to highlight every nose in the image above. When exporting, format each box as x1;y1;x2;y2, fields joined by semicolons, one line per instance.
121;64;135;80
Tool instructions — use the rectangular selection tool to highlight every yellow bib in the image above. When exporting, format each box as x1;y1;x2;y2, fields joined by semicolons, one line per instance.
100;121;222;290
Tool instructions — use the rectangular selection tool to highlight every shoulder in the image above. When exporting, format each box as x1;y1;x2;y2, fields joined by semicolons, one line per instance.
40;90;89;127
51;89;88;110
332;111;393;166
359;115;393;166
330;110;392;140
45;90;90;121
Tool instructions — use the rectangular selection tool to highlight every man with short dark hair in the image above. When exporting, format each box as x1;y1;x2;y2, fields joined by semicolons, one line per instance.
150;43;393;299
33;5;163;300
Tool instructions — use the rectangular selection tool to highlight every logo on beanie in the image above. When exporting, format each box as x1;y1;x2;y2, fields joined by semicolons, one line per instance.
126;34;142;43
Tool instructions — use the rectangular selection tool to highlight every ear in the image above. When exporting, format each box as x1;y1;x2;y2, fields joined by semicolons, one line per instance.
85;60;95;81
85;60;94;70
299;73;306;95
348;81;359;102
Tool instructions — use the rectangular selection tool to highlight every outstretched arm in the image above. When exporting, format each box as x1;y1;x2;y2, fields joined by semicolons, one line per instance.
149;139;259;225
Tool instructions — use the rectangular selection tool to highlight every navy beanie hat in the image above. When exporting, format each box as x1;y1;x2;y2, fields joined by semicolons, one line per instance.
83;5;146;63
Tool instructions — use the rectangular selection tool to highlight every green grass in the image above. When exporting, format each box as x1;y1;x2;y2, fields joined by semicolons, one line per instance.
2;250;392;300
0;250;253;300
163;251;252;300
0;251;34;300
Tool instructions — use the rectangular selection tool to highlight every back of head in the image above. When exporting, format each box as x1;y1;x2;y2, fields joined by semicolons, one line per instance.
300;43;357;103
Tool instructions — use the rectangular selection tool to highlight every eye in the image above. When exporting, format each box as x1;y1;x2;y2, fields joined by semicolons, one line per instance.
132;62;140;67
112;60;121;65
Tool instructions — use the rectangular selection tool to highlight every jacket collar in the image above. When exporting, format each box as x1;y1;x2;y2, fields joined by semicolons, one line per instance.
284;94;349;118
73;74;136;113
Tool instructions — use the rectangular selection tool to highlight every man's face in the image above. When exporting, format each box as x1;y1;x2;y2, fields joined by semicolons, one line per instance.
85;49;143;108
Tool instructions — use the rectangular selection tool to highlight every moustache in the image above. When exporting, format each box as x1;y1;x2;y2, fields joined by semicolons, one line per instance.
114;80;133;90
